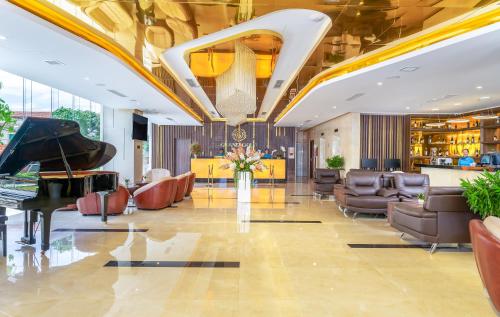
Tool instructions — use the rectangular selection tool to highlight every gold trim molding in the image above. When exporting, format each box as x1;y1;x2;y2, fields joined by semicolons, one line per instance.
274;4;500;123
9;0;203;123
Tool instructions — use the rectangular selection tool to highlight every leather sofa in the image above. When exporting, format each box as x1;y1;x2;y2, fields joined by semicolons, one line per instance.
174;173;190;203
185;172;196;197
335;171;399;216
470;216;500;313
393;173;429;201
313;168;341;196
391;187;479;253
77;185;129;215
134;177;177;210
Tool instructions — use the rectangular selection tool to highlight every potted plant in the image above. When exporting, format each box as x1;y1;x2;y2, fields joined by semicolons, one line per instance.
460;171;500;218
416;193;425;205
124;178;131;188
326;155;345;169
190;143;201;158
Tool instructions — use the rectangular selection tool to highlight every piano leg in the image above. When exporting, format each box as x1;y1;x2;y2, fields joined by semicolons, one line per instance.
97;191;109;224
21;210;37;245
38;209;52;253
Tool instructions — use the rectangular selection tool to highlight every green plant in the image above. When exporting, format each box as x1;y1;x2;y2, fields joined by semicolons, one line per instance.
460;171;500;219
0;90;16;144
190;143;202;156
326;155;345;169
52;107;100;140
416;193;425;201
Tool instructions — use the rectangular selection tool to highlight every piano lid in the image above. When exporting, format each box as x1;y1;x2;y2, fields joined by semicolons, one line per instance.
0;117;116;175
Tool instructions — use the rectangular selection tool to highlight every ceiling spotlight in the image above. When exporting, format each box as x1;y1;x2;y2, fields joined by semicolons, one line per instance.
314;115;319;118
377;82;383;86
400;66;419;72
332;106;337;109
476;85;483;90
479;96;490;100
83;76;90;81
453;102;462;106
431;108;439;111
0;35;6;40
405;106;410;110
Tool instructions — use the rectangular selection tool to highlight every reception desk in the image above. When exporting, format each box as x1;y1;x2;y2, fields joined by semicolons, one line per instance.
191;158;286;181
418;164;497;186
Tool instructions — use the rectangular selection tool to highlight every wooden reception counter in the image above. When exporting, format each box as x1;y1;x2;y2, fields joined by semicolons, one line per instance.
191;158;286;181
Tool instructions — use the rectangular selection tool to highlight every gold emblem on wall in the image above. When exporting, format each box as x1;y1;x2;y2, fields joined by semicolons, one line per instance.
232;127;247;142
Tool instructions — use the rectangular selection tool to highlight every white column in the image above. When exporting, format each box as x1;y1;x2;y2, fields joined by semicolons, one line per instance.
102;107;144;184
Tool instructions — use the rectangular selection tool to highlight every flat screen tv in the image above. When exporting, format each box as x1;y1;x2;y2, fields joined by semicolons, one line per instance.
132;113;148;141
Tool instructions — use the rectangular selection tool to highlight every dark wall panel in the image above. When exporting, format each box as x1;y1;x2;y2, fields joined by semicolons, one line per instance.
360;114;410;171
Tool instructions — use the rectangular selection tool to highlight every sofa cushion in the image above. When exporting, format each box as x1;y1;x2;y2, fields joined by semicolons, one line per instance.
484;216;500;240
377;188;398;198
393;204;436;218
346;195;398;209
394;173;429;197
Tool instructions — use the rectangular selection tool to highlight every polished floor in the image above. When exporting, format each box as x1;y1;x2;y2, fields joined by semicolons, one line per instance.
0;182;494;317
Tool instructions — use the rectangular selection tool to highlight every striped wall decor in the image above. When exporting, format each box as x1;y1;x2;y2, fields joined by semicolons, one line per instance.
152;123;297;175
360;114;410;171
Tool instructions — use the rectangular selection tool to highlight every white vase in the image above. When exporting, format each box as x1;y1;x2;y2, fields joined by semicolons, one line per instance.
236;171;252;203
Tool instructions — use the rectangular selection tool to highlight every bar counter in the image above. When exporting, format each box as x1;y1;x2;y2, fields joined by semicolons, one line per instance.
191;158;286;181
417;164;498;186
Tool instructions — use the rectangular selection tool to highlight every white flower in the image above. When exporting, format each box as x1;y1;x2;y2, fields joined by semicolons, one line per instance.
250;165;256;171
246;157;252;163
229;163;236;170
239;153;245;160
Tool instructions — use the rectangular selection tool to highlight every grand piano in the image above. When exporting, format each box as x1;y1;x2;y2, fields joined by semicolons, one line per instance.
0;117;118;252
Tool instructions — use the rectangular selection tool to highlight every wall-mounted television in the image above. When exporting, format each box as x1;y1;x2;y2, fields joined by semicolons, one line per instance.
132;113;148;141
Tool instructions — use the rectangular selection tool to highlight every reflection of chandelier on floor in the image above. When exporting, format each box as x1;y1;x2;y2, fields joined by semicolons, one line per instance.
216;41;256;126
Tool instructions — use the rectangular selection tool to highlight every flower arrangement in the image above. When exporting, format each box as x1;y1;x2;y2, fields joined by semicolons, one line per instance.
220;145;265;174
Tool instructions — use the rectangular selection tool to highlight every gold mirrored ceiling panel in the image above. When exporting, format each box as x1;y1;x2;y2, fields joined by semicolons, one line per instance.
21;0;498;123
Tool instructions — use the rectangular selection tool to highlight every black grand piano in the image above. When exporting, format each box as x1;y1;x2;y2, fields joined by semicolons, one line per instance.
0;117;118;252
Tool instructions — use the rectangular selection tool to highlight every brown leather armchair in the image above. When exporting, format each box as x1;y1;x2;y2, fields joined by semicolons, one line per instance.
394;173;429;201
77;185;129;215
391;187;479;253
134;177;177;210
185;172;196;197
470;217;500;313
174;173;190;203
343;171;399;216
313;168;341;196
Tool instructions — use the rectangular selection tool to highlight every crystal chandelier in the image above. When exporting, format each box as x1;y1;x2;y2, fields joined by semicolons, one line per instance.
216;41;256;126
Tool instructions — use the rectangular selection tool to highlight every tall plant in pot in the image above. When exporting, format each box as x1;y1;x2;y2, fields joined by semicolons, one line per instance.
460;171;500;218
190;143;201;158
326;155;344;169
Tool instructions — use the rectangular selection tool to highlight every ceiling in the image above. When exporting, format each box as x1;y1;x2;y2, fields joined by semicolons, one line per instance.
275;20;500;128
0;1;200;125
29;0;494;123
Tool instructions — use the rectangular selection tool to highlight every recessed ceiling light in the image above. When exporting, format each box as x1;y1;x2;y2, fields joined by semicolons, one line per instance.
479;96;490;100
476;85;483;90
0;35;7;40
83;76;90;81
431;108;439;111
400;66;419;72
377;82;383;86
405;106;410;110
314;115;319;118
332;106;337;109
453;102;462;106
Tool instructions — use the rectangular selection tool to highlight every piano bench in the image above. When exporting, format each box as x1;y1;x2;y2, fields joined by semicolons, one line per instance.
0;215;7;257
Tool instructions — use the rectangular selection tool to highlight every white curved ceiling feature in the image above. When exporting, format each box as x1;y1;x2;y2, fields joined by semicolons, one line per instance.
276;21;500;129
161;9;331;120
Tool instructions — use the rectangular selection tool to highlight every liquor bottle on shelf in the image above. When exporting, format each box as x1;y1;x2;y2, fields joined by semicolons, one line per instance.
411;136;414;144
466;136;470;144
450;137;454;144
438;149;443;156
410;149;413;157
471;136;475;144
494;135;498;142
416;149;420;156
475;149;479;157
420;137;424;144
413;121;418;128
424;149;428;156
454;124;458;129
428;136;432;144
445;150;449;156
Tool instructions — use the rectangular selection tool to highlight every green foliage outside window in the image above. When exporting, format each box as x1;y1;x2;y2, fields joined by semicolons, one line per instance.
0;82;17;145
52;107;100;140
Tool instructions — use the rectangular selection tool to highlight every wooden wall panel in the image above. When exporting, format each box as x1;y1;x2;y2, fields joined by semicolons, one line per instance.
360;114;410;171
152;123;297;176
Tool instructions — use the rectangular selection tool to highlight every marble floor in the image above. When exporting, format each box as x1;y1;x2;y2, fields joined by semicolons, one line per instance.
0;182;494;317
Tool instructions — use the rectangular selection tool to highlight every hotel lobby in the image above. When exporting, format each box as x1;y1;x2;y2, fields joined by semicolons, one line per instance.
0;1;499;316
